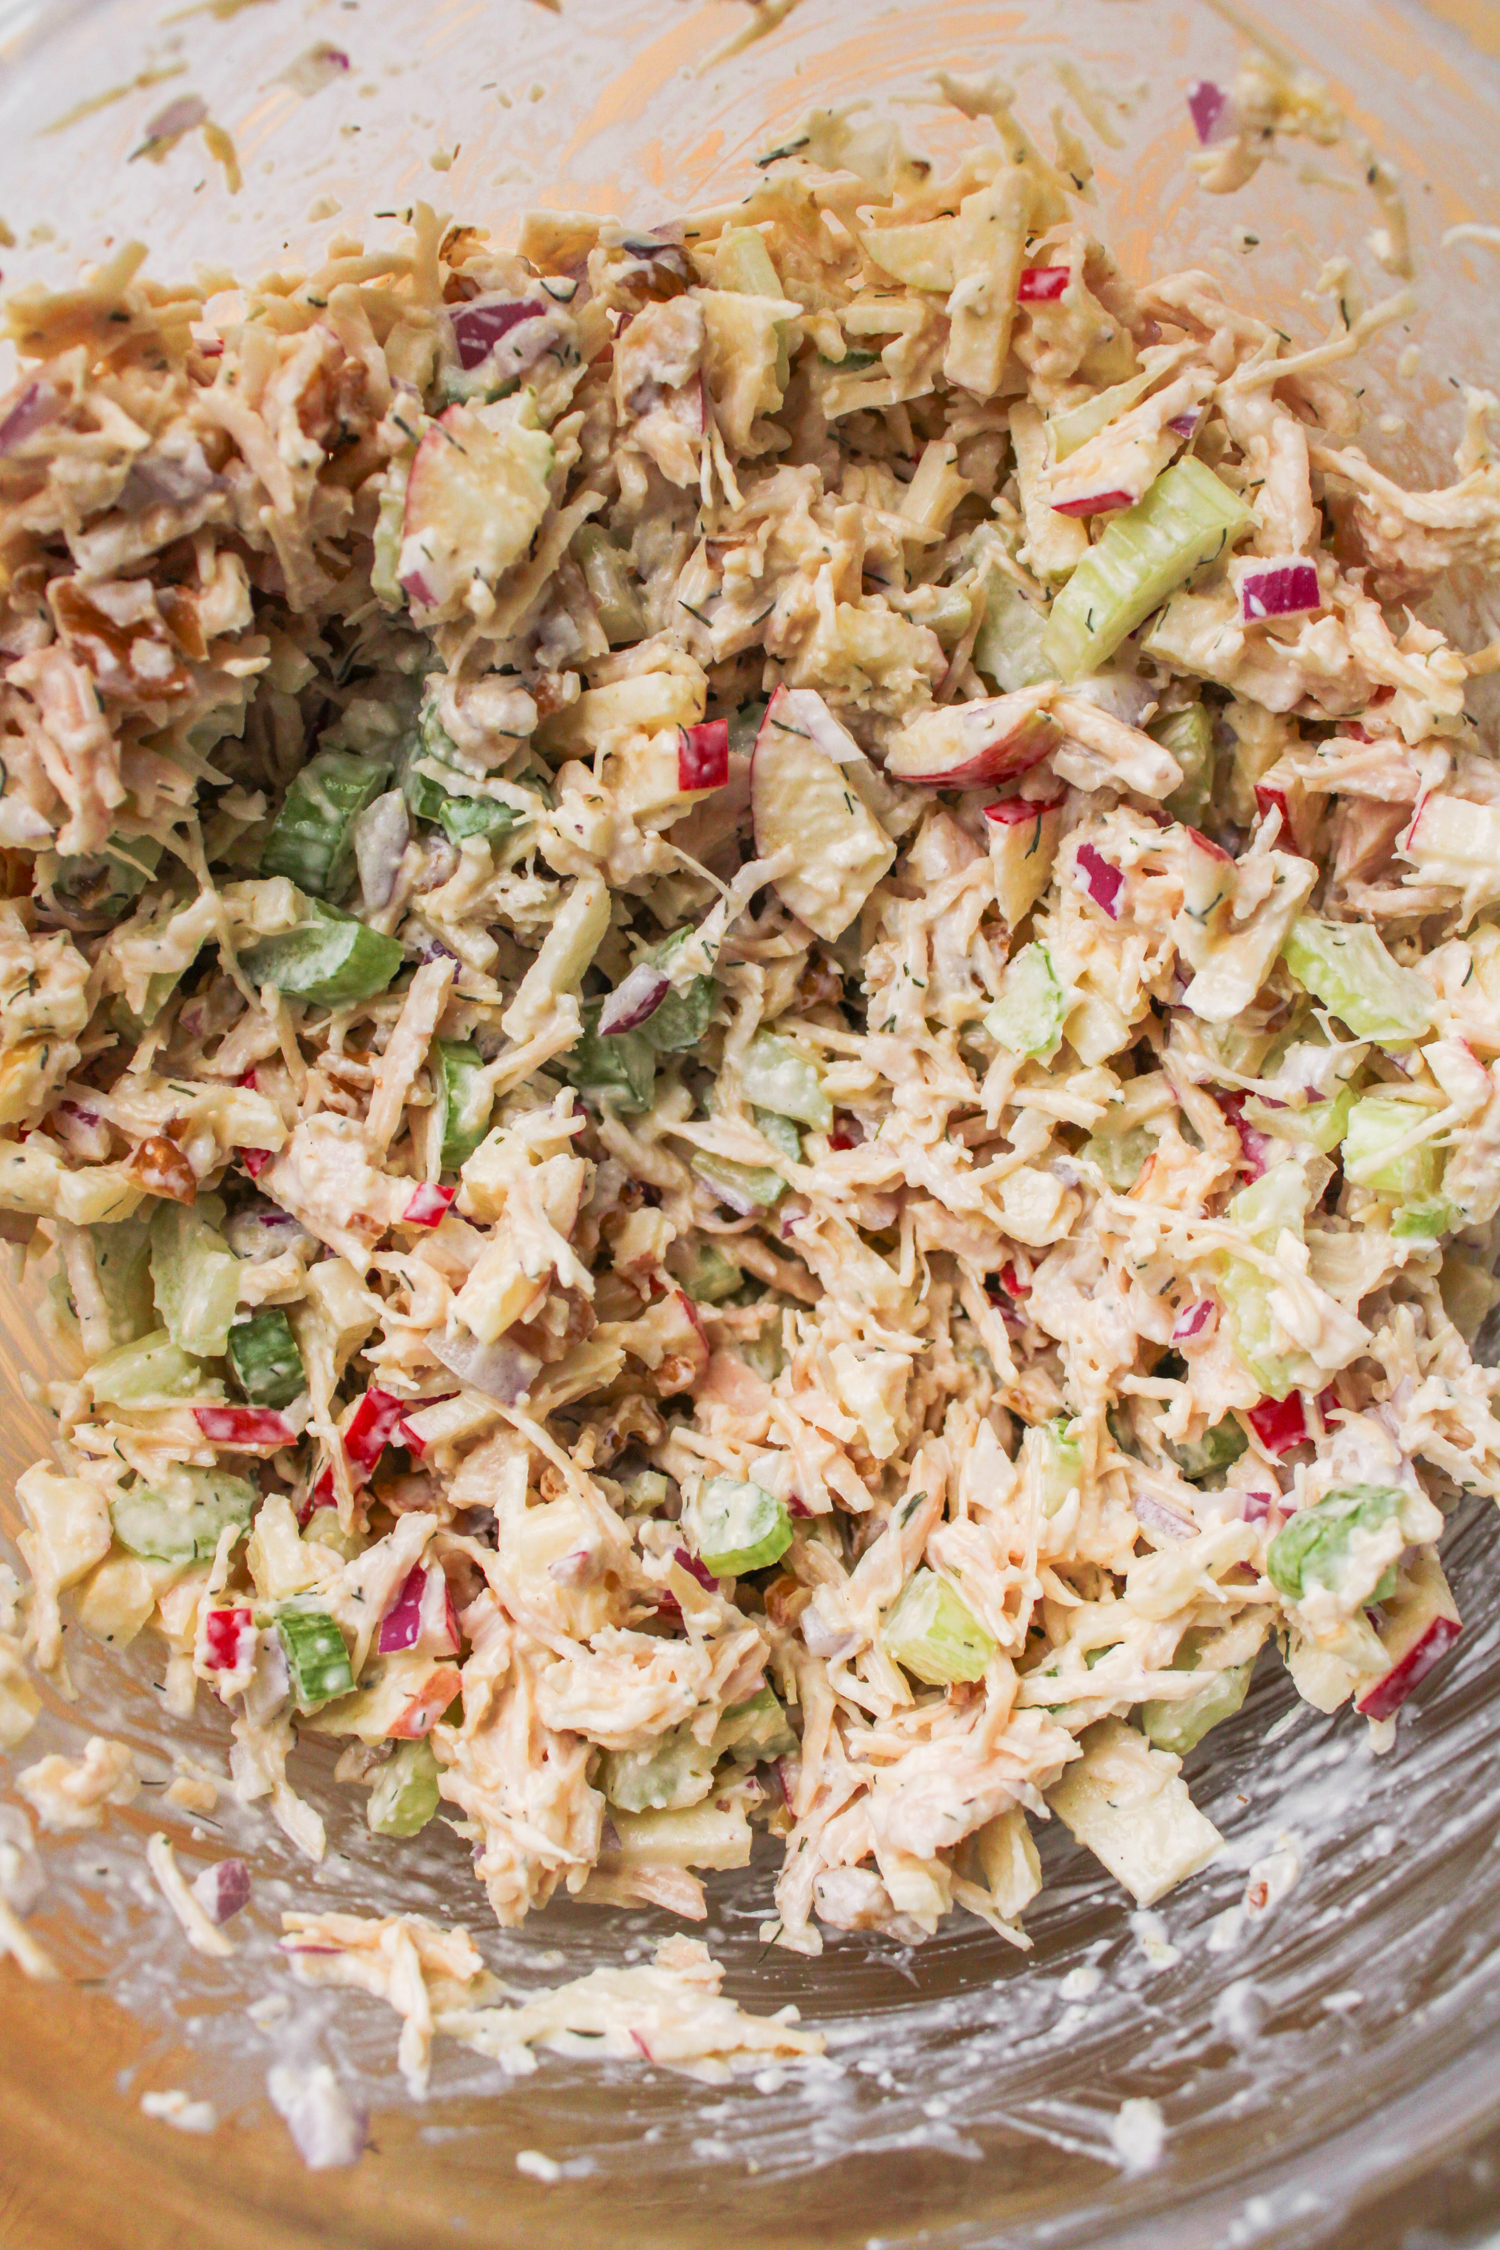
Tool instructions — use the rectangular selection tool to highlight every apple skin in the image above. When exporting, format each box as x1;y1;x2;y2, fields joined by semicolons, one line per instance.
885;689;1061;787
1356;1551;1462;1722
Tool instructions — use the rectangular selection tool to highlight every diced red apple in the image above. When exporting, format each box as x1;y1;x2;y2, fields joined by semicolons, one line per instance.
399;402;554;622
193;1406;297;1452
401;1183;456;1228
679;718;729;792
198;1604;256;1693
1356;1551;1461;1721
751;688;896;942
387;1665;463;1739
378;1562;461;1658
985;794;1064;926
884;686;1061;787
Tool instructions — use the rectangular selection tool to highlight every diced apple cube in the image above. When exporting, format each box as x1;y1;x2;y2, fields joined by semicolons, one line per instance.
884;686;1061;786
750;688;895;942
1047;1717;1223;1906
398;401;554;622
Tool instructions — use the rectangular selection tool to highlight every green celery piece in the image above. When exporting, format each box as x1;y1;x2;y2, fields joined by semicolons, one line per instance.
242;899;404;1008
574;522;647;645
276;1607;356;1713
112;1467;255;1565
227;1307;306;1410
90;1328;211;1407
436;1040;494;1171
1034;1418;1085;1516
713;1684;797;1764
1392;1196;1457;1243
1152;704;1215;822
438;795;523;848
88;1214;155;1348
641;928;717;1053
1044;458;1253;680
1084;1122;1154;1191
1246;1083;1354;1156
754;1108;802;1164
1141;1653;1256;1755
150;1201;241;1360
565;1000;656;1115
691;1149;786;1210
694;1475;792;1577
52;835;164;924
602;1725;717;1814
1265;1484;1405;1604
1342;1093;1443;1200
1281;917;1432;1046
368;1739;441;1837
1167;1415;1248;1482
620;1468;674;1513
883;1567;997;1686
985;942;1067;1062
684;1243;743;1303
740;1031;832;1129
973;570;1057;693
1048;366;1157;460
263;749;393;900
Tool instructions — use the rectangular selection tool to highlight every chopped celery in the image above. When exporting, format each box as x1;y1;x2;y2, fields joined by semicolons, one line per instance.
51;834;164;924
436;1039;494;1171
565;1000;656;1115
368;1738;441;1837
1218;1168;1311;1398
275;1607;356;1713
150;1201;241;1360
1141;1655;1257;1756
1281;917;1432;1046
242;899;404;1008
1033;1418;1085;1516
263;749;393;900
754;1108;802;1164
641;928;716;1053
1048;365;1157;460
693;1474;792;1577
1231;1165;1309;1246
1341;1093;1444;1200
438;794;522;848
1152;704;1215;821
682;1243;743;1303
602;1724;716;1814
1266;1484;1405;1605
740;1032;832;1129
90;1328;211;1407
1044;458;1252;680
973;571;1056;693
985;941;1067;1062
227;1307;306;1410
883;1567;997;1685
1392;1196;1456;1243
89;1213;155;1347
621;1468;674;1513
574;522;647;645
1166;1415;1247;1482
714;1684;797;1763
112;1466;255;1564
691;1149;786;1211
1083;1122;1153;1191
1246;1083;1354;1156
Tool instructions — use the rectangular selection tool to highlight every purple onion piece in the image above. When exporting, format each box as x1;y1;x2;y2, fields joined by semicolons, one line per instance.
801;1605;858;1662
600;963;671;1036
675;1545;719;1592
0;380;61;459
1167;410;1201;439
1133;1492;1197;1541
431;1325;541;1405
1186;79;1232;145
450;295;549;372
377;1564;425;1654
1240;561;1321;623
1241;1490;1277;1524
1172;1298;1215;1342
1076;841;1124;919
119;446;220;511
191;1857;252;1926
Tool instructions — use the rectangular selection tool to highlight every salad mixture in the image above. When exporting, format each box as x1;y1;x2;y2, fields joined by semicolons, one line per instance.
3;71;1500;1980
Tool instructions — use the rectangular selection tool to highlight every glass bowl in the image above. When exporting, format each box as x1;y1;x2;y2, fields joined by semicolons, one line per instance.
3;2;1500;2244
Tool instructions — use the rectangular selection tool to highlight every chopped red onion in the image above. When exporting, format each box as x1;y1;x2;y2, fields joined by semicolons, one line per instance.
1052;488;1136;519
828;1112;865;1150
678;717;729;792
1133;1492;1196;1540
450;295;550;372
800;1604;858;1661
1240;562;1320;623
378;1563;459;1655
1241;1489;1277;1524
399;566;439;612
344;1388;411;1474
1186;80;1233;145
119;444;220;511
431;1326;541;1405
191;1857;251;1926
1172;1298;1216;1342
266;2062;367;2171
241;1146;274;1179
985;793;1065;826
1018;266;1070;302
0;380;61;458
600;962;671;1035
1216;1090;1270;1181
675;1546;719;1592
194;1406;297;1450
401;1182;455;1228
787;1493;811;1519
1075;841;1124;918
1167;410;1201;439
